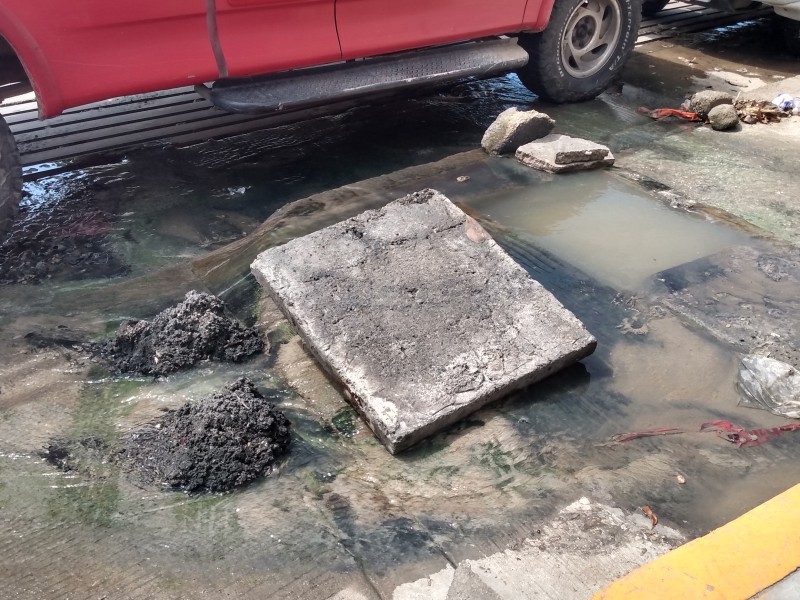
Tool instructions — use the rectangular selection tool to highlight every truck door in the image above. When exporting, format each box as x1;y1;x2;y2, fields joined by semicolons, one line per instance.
334;0;529;60
215;0;341;78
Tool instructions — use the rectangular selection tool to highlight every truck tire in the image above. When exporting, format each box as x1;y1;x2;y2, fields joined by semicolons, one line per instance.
642;0;670;17
516;0;642;103
0;114;22;237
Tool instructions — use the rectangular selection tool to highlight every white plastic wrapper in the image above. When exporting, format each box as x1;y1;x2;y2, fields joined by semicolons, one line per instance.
772;93;794;111
737;355;800;419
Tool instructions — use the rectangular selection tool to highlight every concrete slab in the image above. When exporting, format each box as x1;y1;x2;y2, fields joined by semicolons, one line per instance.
516;134;615;173
654;245;800;367
395;497;684;600
251;189;596;453
742;74;800;102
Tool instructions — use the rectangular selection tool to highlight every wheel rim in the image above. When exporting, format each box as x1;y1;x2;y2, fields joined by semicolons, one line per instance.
561;0;623;79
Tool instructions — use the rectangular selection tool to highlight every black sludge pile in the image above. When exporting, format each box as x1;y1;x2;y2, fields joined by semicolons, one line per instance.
94;290;264;375
121;378;291;493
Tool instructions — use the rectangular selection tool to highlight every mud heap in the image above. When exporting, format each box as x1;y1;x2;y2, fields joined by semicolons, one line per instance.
121;378;291;493
95;291;264;375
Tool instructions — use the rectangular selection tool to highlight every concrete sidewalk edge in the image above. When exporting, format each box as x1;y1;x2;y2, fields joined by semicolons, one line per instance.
594;483;800;600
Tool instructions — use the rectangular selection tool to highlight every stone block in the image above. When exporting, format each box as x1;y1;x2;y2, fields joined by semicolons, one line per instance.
481;107;555;155
516;134;615;173
252;190;596;453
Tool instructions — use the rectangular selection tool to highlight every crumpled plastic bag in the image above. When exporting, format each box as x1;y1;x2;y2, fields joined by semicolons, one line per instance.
737;355;800;419
772;93;794;111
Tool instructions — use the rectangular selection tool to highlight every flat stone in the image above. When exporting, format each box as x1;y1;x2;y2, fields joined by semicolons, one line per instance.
550;134;610;164
481;107;555;156
516;134;615;173
252;190;596;453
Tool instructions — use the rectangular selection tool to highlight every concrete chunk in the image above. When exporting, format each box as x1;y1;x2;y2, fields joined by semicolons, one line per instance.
690;90;734;119
481;107;555;156
516;134;614;173
252;190;596;453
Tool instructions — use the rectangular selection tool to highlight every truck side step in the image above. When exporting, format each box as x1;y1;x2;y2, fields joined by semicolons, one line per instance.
209;37;528;115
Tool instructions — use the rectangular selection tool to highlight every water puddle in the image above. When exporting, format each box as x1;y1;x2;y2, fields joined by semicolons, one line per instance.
467;167;746;291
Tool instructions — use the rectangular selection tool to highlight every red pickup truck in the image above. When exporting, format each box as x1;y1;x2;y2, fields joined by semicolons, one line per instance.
0;0;641;234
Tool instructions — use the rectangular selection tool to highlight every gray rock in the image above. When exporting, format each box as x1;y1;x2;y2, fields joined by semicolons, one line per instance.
252;190;596;453
481;107;555;155
689;90;734;119
516;134;615;173
708;103;739;131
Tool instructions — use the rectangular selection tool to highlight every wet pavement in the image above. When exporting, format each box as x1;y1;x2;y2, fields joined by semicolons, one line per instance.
2;16;800;600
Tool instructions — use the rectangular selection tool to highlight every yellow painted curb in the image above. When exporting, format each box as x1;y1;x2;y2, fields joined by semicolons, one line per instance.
594;483;800;600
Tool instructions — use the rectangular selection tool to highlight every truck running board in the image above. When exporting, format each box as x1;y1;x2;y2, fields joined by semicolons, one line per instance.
208;37;529;115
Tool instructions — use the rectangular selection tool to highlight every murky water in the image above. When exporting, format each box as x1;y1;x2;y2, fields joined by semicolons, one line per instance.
2;67;800;598
466;164;746;290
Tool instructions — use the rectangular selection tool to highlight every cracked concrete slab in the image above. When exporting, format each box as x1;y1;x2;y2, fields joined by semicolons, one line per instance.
394;498;684;600
252;189;596;453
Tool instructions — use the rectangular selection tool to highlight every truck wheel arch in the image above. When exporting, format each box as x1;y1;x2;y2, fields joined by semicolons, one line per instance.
0;4;63;118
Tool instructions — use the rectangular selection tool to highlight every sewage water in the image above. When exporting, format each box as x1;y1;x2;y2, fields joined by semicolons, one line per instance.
1;74;800;599
467;165;746;291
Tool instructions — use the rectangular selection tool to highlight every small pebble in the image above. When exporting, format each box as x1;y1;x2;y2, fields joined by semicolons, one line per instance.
456;175;470;183
677;474;686;484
